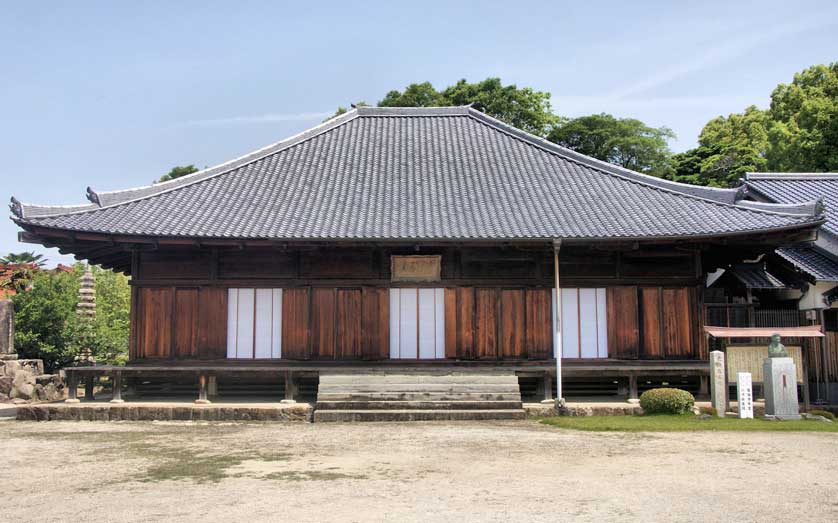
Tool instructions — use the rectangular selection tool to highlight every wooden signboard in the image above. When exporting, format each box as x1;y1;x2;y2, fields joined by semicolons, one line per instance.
391;255;441;282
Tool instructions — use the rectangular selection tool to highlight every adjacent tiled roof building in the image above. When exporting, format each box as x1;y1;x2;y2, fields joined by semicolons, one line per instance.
11;107;825;242
744;173;838;283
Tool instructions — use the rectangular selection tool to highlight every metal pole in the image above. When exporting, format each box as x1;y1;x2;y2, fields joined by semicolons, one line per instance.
554;239;563;405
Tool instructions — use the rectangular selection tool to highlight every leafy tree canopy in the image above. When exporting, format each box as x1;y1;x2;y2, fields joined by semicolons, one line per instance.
0;251;46;266
767;62;838;172
667;105;769;187
673;63;838;186
159;164;199;183
12;264;131;372
547;113;675;176
332;78;558;136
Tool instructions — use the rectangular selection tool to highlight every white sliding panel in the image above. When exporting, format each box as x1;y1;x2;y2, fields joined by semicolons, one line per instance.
390;288;446;359
235;288;255;358
272;289;283;359
226;288;282;359
226;289;239;359
578;289;599;358
553;288;609;359
389;289;401;359
596;288;608;358
253;289;274;359
561;288;580;358
418;289;438;359
399;288;419;358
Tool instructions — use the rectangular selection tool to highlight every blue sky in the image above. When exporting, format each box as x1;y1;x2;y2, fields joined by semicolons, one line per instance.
2;1;837;265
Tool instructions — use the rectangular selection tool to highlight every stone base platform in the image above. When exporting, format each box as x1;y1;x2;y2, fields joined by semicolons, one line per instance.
16;401;313;422
524;400;643;417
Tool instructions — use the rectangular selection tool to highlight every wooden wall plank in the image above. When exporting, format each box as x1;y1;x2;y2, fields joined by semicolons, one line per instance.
641;287;663;359
500;289;525;359
310;288;336;359
362;287;389;359
337;289;362;359
606;287;639;359
197;287;227;359
474;288;498;359
525;289;553;359
138;287;173;358
444;288;458;358
173;288;198;357
281;287;310;359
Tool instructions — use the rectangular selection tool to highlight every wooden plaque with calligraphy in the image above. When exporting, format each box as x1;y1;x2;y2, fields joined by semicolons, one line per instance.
391;255;441;282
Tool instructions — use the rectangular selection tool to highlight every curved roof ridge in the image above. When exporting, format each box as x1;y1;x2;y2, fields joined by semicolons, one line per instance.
462;107;825;220
13;108;361;219
746;172;838;180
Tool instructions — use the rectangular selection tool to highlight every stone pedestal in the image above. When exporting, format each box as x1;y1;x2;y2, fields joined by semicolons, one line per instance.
0;300;16;360
709;351;727;417
763;357;800;419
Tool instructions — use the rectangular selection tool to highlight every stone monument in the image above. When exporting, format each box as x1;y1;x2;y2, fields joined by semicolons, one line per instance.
763;334;800;420
0;300;16;360
709;350;727;417
736;372;753;419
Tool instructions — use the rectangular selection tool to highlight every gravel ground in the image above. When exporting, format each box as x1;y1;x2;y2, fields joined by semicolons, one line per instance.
3;418;837;522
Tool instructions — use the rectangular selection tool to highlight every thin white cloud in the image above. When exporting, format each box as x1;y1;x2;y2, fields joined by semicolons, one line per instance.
177;111;332;127
607;13;838;101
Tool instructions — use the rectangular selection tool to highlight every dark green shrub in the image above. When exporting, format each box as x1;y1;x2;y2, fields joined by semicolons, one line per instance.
808;409;836;421
639;388;695;415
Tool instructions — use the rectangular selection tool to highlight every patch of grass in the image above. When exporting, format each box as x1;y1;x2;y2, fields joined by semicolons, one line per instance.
264;471;366;482
539;415;838;432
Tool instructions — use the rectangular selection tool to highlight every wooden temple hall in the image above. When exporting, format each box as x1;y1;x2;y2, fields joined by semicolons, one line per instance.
9;106;827;418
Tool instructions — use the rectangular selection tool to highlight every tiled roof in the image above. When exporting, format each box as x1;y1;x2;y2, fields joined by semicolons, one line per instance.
728;263;792;289
745;173;838;237
10;107;824;242
776;245;838;282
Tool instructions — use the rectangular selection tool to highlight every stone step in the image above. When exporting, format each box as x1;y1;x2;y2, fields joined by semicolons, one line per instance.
318;384;520;393
313;409;527;422
315;400;523;410
319;375;519;384
317;392;523;402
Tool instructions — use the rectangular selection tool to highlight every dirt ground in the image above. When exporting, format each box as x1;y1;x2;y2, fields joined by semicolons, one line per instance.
3;418;837;522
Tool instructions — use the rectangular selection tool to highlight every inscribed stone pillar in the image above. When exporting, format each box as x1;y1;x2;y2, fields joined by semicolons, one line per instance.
763;357;800;419
709;351;727;417
0;300;16;360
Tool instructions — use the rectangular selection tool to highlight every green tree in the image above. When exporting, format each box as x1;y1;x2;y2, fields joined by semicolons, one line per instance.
11;264;131;372
88;265;131;365
12;269;80;372
379;82;443;107
547;113;675;176
766;63;838;172
0;251;46;266
669;106;769;187
439;78;557;136
159;164;199;183
331;77;558;136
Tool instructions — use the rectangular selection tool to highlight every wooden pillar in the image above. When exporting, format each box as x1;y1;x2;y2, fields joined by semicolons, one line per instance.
699;375;710;398
541;373;553;403
553;239;563;405
110;371;124;403
282;371;297;403
628;374;639;403
83;374;95;402
195;373;211;404
65;372;80;403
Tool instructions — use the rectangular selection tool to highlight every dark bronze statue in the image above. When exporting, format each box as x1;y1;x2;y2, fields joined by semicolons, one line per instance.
767;333;789;358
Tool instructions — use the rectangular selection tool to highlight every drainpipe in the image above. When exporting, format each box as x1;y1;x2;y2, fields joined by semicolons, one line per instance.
554;239;564;406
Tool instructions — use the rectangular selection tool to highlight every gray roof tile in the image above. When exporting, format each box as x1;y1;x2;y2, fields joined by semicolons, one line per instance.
776;246;838;282
745;173;838;237
11;107;824;241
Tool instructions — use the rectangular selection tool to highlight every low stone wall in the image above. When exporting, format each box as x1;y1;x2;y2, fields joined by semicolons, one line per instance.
16;403;313;422
0;359;65;403
524;402;643;417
